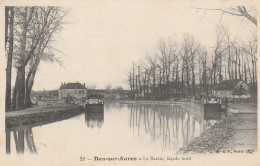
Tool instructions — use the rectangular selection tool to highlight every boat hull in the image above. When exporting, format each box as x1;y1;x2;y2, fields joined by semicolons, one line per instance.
85;104;104;112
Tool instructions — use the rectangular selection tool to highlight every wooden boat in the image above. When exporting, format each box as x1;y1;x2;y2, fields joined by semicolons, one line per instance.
83;98;104;112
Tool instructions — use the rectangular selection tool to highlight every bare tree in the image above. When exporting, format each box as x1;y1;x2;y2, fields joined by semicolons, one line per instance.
126;23;256;100
157;37;177;98
146;53;158;99
212;26;228;85
194;6;257;26
25;7;67;106
199;48;208;94
8;7;68;110
181;34;200;95
242;34;257;83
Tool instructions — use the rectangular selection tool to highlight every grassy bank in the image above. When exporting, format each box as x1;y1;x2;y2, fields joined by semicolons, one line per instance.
6;102;84;130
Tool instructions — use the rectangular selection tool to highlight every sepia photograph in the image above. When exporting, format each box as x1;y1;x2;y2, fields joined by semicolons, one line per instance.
1;0;259;165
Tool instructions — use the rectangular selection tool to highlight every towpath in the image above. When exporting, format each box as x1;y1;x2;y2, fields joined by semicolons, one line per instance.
6;101;83;118
220;103;257;152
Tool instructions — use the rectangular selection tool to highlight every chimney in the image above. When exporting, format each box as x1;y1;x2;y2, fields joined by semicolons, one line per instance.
64;82;65;85
84;83;85;87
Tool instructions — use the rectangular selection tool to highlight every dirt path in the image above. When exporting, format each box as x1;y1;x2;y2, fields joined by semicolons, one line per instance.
222;103;257;151
220;113;257;152
6;102;82;118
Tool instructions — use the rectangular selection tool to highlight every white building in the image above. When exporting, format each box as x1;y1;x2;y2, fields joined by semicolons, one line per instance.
58;82;87;99
212;79;250;98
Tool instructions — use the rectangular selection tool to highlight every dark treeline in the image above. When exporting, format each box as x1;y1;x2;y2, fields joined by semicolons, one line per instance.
128;26;257;100
5;7;68;111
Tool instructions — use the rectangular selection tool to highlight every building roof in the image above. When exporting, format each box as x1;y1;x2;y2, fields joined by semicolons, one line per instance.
213;79;246;90
60;82;86;89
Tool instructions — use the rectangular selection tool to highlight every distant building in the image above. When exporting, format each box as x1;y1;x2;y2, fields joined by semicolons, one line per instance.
59;82;87;99
212;79;249;98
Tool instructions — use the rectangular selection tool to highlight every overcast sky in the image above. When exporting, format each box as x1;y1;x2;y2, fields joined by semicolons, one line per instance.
24;1;256;91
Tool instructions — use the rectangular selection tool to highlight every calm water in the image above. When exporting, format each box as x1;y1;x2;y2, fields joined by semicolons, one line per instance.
6;101;221;155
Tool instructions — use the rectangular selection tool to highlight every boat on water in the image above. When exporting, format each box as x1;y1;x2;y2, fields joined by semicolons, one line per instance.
83;98;104;112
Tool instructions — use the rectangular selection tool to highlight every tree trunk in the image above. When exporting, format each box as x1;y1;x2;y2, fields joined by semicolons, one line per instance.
252;59;255;83
129;72;132;93
228;41;231;80
136;75;138;98
12;83;17;110
254;60;257;84
239;51;242;80
219;53;222;82
159;68;162;85
181;64;184;95
247;63;252;83
244;64;247;83
132;65;135;98
15;8;28;110
144;71;147;98
176;62;179;95
5;7;14;111
203;57;207;94
186;60;190;94
5;7;9;47
192;66;195;95
235;58;238;80
16;68;26;109
25;68;37;107
153;68;156;99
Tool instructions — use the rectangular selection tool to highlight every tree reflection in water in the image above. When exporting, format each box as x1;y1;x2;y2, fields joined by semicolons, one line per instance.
6;107;83;154
5;102;222;154
6;127;37;154
129;102;219;152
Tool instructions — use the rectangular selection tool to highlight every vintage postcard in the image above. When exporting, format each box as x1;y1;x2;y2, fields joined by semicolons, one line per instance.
0;0;259;165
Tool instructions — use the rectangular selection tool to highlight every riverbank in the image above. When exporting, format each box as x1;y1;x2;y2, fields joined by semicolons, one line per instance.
6;102;84;130
116;99;194;105
178;103;257;154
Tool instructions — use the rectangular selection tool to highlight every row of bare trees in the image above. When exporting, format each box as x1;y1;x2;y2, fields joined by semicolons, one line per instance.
128;26;257;100
5;7;68;111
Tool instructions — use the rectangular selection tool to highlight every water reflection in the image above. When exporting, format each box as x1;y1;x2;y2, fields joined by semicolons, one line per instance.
6;101;224;154
6;109;83;154
6;127;37;154
204;111;221;120
128;103;219;151
104;101;121;110
85;111;104;128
